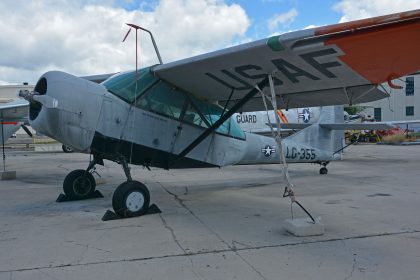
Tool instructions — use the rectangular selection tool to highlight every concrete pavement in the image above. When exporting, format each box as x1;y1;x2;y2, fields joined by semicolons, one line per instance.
0;144;419;279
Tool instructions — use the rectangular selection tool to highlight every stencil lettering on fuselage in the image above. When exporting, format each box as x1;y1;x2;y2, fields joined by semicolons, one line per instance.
236;114;257;124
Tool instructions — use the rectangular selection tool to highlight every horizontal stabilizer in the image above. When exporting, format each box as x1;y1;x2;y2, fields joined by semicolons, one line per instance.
266;122;393;130
382;120;420;125
320;123;393;130
266;123;311;129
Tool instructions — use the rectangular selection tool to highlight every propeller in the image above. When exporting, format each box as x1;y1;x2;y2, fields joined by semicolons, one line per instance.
32;95;58;109
18;89;58;108
20;124;33;138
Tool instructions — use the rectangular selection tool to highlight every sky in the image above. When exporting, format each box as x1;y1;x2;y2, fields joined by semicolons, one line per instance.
0;0;419;85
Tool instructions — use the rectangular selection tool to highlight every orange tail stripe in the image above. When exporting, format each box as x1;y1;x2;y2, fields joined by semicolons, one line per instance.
277;110;289;123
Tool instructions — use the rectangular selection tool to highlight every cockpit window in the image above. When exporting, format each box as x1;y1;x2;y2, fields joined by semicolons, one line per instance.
102;68;159;103
136;82;186;120
189;97;245;139
103;67;245;140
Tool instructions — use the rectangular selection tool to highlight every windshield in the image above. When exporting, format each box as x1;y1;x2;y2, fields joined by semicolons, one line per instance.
102;68;159;103
102;67;245;140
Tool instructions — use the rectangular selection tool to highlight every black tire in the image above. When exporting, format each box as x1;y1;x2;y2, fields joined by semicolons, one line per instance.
319;167;328;175
63;169;96;199
112;181;150;218
62;145;74;153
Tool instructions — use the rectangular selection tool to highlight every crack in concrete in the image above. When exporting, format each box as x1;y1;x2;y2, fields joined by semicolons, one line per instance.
1;227;419;274
65;241;112;264
235;252;268;280
158;182;267;280
345;256;357;280
189;258;206;280
231;240;251;249
158;213;187;254
342;240;358;280
57;164;70;171
75;243;90;264
157;182;231;250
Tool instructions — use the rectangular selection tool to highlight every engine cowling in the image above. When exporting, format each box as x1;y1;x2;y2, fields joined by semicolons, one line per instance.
28;71;106;152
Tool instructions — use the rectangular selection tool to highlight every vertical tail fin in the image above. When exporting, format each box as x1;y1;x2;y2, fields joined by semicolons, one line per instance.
285;106;344;156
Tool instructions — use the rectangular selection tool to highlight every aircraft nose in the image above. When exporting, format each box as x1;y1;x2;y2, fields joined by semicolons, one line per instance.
26;71;106;151
21;74;60;138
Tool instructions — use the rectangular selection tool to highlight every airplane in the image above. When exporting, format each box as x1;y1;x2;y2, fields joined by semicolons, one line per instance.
0;100;32;145
234;107;321;136
17;10;420;218
233;105;394;166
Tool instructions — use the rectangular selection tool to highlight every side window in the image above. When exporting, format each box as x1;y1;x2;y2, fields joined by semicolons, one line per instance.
189;96;245;139
183;103;209;128
136;83;186;120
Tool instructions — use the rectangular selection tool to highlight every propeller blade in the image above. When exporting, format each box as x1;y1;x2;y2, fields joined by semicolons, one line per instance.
21;124;33;138
32;95;58;108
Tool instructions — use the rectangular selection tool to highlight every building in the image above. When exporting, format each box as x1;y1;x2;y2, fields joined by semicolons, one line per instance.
0;84;34;103
360;73;420;131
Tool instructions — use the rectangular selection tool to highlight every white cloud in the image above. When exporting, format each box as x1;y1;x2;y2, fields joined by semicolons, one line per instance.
268;8;298;31
334;0;420;22
303;24;319;30
0;0;250;84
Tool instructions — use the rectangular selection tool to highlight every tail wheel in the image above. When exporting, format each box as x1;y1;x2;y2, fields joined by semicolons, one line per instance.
319;167;328;175
62;145;74;153
63;169;96;199
112;181;150;218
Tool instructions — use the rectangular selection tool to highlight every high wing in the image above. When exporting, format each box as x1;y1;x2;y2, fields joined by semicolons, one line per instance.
154;10;420;111
0;99;29;122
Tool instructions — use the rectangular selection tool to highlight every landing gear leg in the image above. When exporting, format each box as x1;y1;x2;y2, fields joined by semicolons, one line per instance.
61;155;103;201
111;158;150;218
319;162;329;175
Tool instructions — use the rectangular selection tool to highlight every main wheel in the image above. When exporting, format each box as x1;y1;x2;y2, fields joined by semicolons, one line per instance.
63;169;96;199
62;145;74;153
319;167;328;175
112;181;150;218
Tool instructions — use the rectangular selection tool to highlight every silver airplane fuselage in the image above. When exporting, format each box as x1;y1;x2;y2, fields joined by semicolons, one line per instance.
27;69;338;169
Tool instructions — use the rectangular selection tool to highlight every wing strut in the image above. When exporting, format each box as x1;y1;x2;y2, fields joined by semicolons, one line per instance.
258;74;316;223
168;78;269;168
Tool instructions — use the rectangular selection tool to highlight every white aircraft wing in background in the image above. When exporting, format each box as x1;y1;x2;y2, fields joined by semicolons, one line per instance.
0;100;29;145
0;99;28;122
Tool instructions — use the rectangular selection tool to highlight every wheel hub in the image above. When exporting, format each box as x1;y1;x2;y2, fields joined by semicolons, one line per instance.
73;176;92;196
126;191;145;212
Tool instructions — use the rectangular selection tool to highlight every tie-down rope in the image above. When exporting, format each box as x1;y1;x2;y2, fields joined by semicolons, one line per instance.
257;75;315;223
